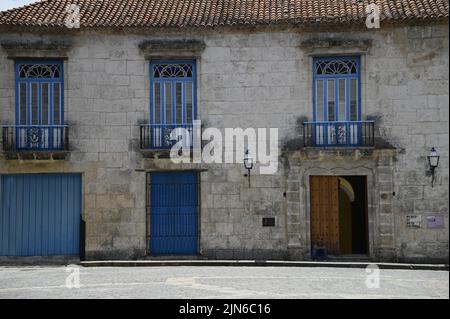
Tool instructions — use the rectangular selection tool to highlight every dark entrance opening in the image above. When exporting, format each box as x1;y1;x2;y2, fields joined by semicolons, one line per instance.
338;176;368;255
310;175;368;257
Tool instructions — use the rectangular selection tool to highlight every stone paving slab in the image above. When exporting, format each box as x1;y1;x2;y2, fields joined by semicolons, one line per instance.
0;266;448;299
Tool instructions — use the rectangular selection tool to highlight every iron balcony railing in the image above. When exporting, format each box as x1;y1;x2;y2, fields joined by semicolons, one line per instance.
140;123;194;150
1;125;69;152
303;121;375;147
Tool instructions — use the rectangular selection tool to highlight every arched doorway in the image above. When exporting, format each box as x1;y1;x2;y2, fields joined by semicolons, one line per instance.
310;176;368;256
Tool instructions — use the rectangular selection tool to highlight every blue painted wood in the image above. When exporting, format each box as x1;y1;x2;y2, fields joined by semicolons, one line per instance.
150;60;197;125
0;174;82;256
150;171;198;255
313;56;361;122
15;61;64;150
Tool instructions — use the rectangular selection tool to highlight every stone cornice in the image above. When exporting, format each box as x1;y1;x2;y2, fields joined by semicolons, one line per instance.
139;39;205;51
300;38;373;55
1;39;72;59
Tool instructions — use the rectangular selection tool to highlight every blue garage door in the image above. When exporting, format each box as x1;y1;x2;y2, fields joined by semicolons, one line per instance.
0;174;82;256
150;171;198;255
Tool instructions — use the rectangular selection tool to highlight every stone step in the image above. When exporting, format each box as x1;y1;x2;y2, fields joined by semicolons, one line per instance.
326;255;373;262
141;255;208;261
79;260;449;271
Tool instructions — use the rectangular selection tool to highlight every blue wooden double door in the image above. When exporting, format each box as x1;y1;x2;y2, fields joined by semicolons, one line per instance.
150;171;199;255
0;174;82;257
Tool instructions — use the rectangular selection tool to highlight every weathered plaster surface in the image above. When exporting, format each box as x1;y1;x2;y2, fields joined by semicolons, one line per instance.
0;23;448;262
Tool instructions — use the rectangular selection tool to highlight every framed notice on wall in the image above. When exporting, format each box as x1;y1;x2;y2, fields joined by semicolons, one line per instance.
406;215;421;228
426;215;444;229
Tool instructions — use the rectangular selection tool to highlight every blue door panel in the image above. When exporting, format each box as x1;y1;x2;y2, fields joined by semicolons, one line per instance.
150;172;198;255
0;174;82;256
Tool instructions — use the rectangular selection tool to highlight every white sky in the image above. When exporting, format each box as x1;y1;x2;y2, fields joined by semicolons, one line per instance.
0;0;39;12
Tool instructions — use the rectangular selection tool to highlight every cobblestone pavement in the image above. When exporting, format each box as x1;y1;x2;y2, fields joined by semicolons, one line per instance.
0;266;448;299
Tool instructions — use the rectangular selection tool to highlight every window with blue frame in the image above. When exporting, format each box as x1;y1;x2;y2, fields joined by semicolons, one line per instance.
150;61;196;125
311;56;364;146
14;61;65;150
147;61;197;149
313;56;360;122
16;61;64;126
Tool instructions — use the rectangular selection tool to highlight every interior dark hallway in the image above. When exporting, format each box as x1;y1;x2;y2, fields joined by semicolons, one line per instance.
338;176;368;255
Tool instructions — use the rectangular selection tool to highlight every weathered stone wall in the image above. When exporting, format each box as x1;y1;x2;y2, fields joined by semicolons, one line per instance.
0;23;448;262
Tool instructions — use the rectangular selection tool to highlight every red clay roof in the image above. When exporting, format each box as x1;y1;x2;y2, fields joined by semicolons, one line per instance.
0;0;448;29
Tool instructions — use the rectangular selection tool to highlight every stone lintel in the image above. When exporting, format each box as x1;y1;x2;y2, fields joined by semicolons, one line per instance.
300;38;372;53
139;39;206;59
1;40;72;59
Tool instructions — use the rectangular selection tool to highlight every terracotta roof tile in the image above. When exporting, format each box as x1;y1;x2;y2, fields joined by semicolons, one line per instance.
0;0;448;29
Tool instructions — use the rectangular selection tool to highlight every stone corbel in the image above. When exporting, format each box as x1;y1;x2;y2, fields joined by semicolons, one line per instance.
300;38;372;55
138;39;206;59
1;40;72;59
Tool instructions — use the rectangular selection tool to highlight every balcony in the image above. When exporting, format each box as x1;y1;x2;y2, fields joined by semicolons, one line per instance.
1;125;69;160
303;121;375;148
139;123;194;156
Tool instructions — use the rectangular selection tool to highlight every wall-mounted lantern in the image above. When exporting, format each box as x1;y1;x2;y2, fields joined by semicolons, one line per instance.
243;149;254;187
427;147;440;187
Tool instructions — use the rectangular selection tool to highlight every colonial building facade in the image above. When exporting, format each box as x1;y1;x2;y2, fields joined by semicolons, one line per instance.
0;0;448;263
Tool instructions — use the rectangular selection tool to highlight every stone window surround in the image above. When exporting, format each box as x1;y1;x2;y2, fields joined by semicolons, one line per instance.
0;41;70;125
300;37;372;123
138;39;204;158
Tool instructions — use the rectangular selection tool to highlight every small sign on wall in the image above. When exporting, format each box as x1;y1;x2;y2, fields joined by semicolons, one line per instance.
262;217;276;227
406;215;421;228
426;215;444;229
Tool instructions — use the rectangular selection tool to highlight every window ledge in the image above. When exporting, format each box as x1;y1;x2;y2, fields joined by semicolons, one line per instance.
2;150;70;161
140;149;172;159
288;147;397;161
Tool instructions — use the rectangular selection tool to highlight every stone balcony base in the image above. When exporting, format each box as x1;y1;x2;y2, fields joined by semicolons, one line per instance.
2;150;70;161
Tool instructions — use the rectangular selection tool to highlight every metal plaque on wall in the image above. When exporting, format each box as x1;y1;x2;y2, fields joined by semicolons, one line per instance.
426;215;444;229
406;215;421;228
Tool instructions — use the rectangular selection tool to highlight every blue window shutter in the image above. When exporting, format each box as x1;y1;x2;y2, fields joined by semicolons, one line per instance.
145;60;197;149
14;61;65;150
313;56;361;122
309;57;369;147
150;60;197;125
